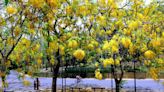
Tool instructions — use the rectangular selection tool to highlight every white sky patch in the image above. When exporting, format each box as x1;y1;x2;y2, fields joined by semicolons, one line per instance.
144;0;153;5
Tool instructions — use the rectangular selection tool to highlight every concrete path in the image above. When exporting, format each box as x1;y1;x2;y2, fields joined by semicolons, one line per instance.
1;70;164;92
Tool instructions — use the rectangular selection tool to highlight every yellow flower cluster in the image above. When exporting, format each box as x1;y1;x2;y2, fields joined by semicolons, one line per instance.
46;41;58;55
29;0;44;8
150;38;161;48
129;43;136;55
46;0;59;9
156;58;164;64
37;58;42;65
95;69;102;80
95;62;99;67
73;49;85;60
144;50;156;59
115;20;124;28
102;40;119;53
103;58;120;67
0;16;6;26
6;6;17;14
87;44;94;50
14;26;21;36
115;59;120;65
106;30;113;35
77;5;89;16
7;37;15;45
162;32;164;37
96;48;102;54
140;44;148;52
59;45;65;55
48;41;58;53
32;44;40;52
66;6;72;15
102;41;110;51
91;40;99;47
97;15;106;26
98;0;107;7
109;40;119;53
137;13;144;20
21;38;31;47
50;56;55;65
121;37;132;48
144;60;150;66
123;29;131;36
28;29;35;35
128;20;140;30
103;58;114;67
149;67;158;80
68;40;78;48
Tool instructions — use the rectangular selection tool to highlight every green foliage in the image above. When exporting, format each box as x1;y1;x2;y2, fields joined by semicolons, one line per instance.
4;0;9;6
65;66;111;73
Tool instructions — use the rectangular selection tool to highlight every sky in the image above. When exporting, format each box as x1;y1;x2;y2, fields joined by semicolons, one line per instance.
145;0;153;5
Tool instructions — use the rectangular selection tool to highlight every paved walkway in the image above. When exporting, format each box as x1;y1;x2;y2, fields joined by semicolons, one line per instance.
1;71;164;92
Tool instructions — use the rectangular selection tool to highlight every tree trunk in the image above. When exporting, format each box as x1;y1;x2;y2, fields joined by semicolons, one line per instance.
52;51;60;92
115;81;120;92
1;58;6;88
52;75;57;92
111;61;124;92
52;62;60;92
1;76;5;89
36;78;39;90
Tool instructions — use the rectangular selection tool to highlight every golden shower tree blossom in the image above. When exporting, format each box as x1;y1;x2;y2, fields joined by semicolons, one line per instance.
73;49;86;61
6;6;17;14
0;0;164;92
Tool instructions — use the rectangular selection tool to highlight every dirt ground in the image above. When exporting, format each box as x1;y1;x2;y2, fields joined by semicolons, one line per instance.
39;88;159;92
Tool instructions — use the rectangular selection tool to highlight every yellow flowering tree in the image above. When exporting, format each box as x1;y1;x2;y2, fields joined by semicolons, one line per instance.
91;0;164;92
0;1;28;87
0;0;44;89
10;36;43;87
0;0;164;92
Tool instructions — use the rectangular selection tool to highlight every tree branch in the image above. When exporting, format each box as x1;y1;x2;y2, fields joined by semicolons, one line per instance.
88;23;93;35
118;61;124;83
6;34;22;58
6;11;25;58
0;50;4;58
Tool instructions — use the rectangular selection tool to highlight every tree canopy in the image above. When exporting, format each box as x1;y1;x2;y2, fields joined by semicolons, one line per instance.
0;0;164;91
